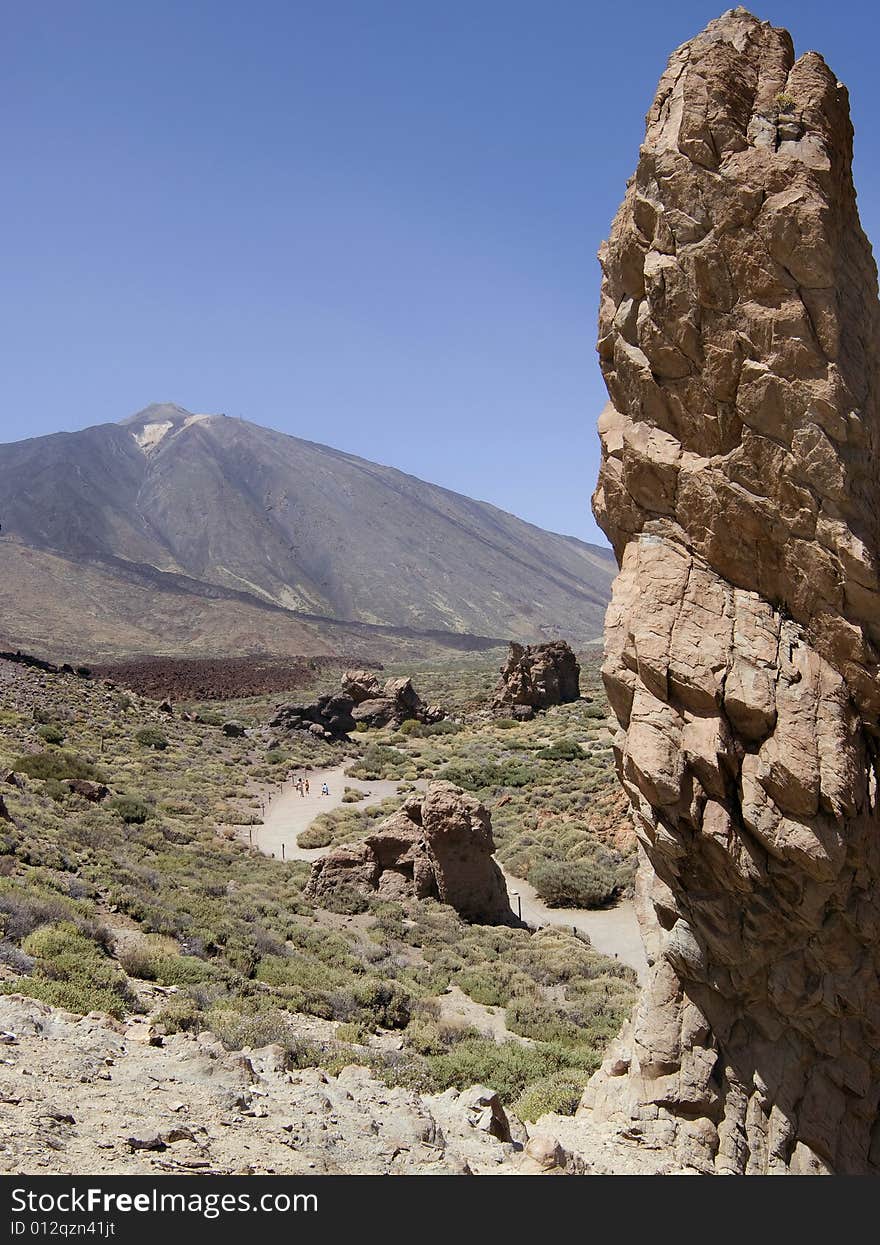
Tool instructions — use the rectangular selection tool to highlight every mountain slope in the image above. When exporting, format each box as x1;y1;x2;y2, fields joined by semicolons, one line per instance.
0;404;614;659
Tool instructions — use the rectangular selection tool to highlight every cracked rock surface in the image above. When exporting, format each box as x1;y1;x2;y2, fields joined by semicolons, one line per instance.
585;8;880;1174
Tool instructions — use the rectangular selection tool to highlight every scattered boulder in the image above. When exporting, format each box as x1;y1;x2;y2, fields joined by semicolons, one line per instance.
157;699;173;715
340;669;383;704
221;721;246;738
493;641;580;714
66;780;109;803
341;670;445;730
305;782;514;924
0;794;12;823
270;695;356;742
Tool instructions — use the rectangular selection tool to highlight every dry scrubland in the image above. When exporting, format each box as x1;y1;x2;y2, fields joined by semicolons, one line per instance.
0;653;635;1125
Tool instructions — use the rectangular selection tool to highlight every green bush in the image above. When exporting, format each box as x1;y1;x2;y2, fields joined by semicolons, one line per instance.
3;921;136;1019
536;738;584;761
512;1069;591;1121
207;1005;322;1062
321;885;369;916
266;750;287;765
155;995;204;1033
297;820;333;848
36;724;65;746
135;727;168;751
528;856;622;909
12;751;103;783
119;939;217;985
110;796;151;825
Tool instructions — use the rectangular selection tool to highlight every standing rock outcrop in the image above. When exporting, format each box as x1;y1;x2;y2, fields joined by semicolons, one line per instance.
304;782;514;925
492;641;580;718
341;670;445;729
269;694;356;741
586;10;880;1174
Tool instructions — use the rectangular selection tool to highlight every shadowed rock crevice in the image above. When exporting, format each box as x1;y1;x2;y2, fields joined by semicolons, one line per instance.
584;8;880;1174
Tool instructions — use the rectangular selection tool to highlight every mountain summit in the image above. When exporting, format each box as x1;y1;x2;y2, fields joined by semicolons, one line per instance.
0;405;613;661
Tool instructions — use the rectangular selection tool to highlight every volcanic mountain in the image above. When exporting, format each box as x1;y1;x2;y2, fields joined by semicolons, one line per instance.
0;404;614;661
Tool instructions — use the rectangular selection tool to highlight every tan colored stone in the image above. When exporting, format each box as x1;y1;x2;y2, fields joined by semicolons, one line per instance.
587;8;880;1175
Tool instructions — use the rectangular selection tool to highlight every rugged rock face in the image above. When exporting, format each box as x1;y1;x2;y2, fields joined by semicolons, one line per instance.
493;641;581;718
341;670;445;729
305;782;514;924
586;9;880;1174
269;694;356;741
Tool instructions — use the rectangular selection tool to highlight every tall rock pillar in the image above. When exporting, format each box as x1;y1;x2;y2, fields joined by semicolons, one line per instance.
585;8;880;1174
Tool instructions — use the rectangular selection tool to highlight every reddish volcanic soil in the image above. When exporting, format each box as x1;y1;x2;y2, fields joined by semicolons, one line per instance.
90;655;379;701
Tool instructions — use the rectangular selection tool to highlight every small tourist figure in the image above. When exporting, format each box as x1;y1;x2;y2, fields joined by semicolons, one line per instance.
321;782;329;797
304;777;310;795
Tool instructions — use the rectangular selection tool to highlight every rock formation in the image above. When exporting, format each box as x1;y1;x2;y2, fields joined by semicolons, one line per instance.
305;782;514;924
585;9;880;1174
269;694;357;741
341;669;445;729
493;641;581;719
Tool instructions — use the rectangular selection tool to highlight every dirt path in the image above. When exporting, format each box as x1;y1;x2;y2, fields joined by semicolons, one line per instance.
243;763;648;980
240;763;408;861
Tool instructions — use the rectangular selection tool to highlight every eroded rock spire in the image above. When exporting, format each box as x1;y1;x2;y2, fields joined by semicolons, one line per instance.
586;8;880;1173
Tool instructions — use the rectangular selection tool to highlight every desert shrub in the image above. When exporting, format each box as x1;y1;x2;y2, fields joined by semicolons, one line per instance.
342;787;366;803
110;796;151;825
36;724;65;746
351;976;413;1025
0;879;83;942
417;1037;573;1102
528;856;621;909
4;921;137;1019
119;936;217;985
0;940;35;973
347;743;407;779
207;1005;322;1062
43;778;68;803
440;758;537;791
321;885;369;916
422;721;460;736
536;738;584;761
12;752;103;782
135;727;168;751
266;751;287;765
494;718;518;730
505;997;583;1044
297;820;333;849
397;719;424;737
154;995;204;1034
32;708;53;725
512;1069;591;1121
335;1021;368;1044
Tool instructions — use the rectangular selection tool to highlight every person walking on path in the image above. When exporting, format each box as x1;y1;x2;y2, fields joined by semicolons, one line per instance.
321;782;329;797
304;778;310;795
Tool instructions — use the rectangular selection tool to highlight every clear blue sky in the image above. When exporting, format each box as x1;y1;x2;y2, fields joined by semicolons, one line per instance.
4;1;880;543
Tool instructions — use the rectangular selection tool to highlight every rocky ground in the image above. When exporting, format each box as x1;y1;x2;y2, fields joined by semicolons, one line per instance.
0;992;682;1176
